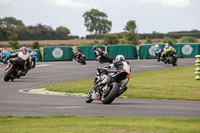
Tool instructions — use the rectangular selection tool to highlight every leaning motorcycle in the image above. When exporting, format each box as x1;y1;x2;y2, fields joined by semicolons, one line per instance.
98;52;113;64
164;50;177;66
75;52;86;65
4;60;24;82
85;67;128;104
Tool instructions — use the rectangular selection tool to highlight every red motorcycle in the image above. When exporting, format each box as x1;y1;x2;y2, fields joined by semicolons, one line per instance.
74;52;86;65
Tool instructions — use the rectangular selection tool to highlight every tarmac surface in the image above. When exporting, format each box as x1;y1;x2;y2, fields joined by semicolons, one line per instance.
0;58;200;117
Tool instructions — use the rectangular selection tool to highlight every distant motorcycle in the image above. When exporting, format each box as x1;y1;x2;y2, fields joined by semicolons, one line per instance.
98;52;113;64
4;60;24;81
74;52;86;65
85;67;128;104
155;48;162;62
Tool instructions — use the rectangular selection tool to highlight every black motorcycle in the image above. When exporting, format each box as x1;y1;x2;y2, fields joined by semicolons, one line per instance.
85;67;128;104
164;50;177;66
74;52;86;65
4;60;24;82
98;52;113;64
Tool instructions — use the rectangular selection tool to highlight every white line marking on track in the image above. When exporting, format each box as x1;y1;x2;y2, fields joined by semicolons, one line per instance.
137;66;162;67
19;88;86;97
57;106;83;109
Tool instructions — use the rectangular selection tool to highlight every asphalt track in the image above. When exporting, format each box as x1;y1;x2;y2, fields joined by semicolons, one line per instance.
0;58;200;118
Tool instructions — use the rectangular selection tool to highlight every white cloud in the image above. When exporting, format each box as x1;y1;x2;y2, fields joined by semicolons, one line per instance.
142;0;191;8
51;0;97;8
0;0;15;6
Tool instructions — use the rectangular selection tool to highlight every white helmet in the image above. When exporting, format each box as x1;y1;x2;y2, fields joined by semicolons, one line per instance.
165;43;169;48
155;45;159;48
115;55;125;61
31;51;37;56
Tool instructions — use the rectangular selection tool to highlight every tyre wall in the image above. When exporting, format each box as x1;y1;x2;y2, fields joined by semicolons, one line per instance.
173;43;200;58
107;45;138;59
43;46;73;61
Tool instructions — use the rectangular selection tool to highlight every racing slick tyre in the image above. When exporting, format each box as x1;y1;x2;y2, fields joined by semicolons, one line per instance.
80;56;86;65
4;67;15;82
85;87;94;103
101;82;119;104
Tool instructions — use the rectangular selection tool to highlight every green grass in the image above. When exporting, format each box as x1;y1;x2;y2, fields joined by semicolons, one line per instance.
39;65;200;101
0;115;199;133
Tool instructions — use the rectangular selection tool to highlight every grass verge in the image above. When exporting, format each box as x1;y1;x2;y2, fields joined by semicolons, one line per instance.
39;65;200;101
0;115;199;133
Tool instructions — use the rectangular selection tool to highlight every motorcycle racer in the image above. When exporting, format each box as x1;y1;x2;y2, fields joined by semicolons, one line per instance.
93;46;112;63
22;51;37;76
8;47;30;76
162;43;177;64
30;51;37;69
0;48;11;64
72;46;86;64
154;44;162;62
105;55;131;96
93;46;106;61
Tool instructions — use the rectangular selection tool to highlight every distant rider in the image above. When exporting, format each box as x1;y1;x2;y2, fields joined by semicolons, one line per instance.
105;55;131;96
72;46;85;62
0;48;11;64
93;46;105;62
22;51;37;76
154;45;162;62
30;51;37;69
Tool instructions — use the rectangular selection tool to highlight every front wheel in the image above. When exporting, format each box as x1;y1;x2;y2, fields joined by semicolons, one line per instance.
171;56;177;66
80;56;86;65
4;66;15;82
101;82;119;104
85;87;94;103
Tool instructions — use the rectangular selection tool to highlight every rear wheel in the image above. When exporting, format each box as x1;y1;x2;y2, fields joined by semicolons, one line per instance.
101;82;119;104
4;67;15;82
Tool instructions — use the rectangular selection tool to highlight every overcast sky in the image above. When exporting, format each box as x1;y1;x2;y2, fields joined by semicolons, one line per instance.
0;0;199;37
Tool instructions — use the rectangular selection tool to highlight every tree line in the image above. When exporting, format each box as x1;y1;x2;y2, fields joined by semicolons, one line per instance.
0;17;79;41
1;8;199;43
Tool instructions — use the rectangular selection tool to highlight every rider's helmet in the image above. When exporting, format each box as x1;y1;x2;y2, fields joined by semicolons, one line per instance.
165;43;169;49
72;46;77;49
155;45;159;48
31;51;37;56
115;55;125;61
93;46;97;50
20;47;27;55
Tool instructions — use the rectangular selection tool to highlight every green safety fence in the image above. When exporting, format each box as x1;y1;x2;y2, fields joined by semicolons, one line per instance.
139;44;165;59
10;49;43;61
173;43;200;58
43;46;73;61
107;45;138;59
77;45;105;60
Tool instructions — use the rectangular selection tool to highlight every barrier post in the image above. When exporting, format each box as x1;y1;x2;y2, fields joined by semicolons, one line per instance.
195;55;200;80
